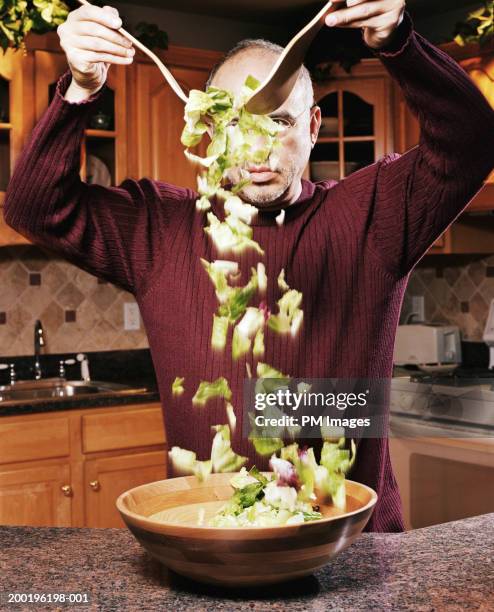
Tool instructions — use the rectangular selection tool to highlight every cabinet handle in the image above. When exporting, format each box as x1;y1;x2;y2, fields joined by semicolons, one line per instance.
61;485;73;497
89;480;101;492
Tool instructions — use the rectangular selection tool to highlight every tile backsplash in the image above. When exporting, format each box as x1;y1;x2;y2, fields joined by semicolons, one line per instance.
2;246;493;357
402;254;494;341
0;246;149;357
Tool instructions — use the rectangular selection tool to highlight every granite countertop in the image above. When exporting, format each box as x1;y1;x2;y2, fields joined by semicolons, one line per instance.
0;387;161;418
1;514;493;611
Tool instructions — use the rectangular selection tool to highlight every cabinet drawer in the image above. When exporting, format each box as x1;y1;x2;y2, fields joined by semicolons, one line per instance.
0;417;70;464
82;407;166;453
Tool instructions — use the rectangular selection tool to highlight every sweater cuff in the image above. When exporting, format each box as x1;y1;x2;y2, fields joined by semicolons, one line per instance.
55;69;106;107
369;11;414;58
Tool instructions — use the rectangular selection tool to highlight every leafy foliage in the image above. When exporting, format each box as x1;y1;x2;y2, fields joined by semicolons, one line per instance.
454;2;494;47
134;21;168;51
0;0;168;53
0;0;69;51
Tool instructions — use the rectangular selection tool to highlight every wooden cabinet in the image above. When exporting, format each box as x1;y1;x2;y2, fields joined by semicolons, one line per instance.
312;60;393;182
129;46;220;187
0;460;72;527
0;48;33;245
84;451;166;528
0;402;166;528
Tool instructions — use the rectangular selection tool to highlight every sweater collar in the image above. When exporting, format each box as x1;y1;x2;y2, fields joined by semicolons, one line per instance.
210;179;318;227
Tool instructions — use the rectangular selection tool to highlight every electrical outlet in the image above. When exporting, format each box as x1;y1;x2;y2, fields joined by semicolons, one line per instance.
124;302;141;331
410;295;425;323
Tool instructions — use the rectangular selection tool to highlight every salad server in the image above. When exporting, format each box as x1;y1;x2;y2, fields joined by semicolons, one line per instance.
76;0;189;104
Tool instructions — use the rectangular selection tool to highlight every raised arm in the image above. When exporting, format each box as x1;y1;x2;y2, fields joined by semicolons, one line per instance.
4;5;195;293
344;12;494;276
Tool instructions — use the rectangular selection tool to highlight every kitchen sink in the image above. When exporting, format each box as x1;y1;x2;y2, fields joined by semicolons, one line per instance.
0;378;149;405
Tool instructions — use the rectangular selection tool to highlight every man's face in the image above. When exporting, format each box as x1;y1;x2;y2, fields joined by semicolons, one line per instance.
211;49;321;210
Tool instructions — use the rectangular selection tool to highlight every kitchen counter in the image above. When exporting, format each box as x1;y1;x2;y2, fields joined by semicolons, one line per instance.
0;387;160;417
1;514;492;611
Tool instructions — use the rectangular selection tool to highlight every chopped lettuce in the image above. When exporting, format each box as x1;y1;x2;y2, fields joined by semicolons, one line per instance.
212;315;229;350
192;377;232;406
268;289;304;336
171;376;185;396
250;436;285;457
211;424;248;473
226;401;237;432
277;269;290;293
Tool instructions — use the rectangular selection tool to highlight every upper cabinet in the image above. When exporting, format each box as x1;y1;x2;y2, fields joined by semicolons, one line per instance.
312;61;393;182
128;46;221;187
32;41;128;186
0;49;33;245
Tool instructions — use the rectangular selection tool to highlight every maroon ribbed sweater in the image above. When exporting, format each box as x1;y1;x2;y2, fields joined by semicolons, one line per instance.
5;16;494;531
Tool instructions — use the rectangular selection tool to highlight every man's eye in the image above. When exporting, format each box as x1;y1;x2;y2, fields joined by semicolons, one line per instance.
272;117;292;128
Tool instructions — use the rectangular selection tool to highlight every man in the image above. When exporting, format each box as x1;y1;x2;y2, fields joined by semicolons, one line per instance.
5;1;494;532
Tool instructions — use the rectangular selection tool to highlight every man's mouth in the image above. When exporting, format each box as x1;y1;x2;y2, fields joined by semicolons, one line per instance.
245;165;278;184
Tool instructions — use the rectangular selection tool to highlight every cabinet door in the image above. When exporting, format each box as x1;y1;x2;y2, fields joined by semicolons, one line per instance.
133;62;210;188
34;50;127;185
84;450;167;528
0;461;72;526
0;49;33;245
312;76;392;182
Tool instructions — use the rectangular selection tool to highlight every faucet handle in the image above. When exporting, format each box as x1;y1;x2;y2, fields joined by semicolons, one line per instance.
76;353;91;382
59;358;77;379
0;363;16;385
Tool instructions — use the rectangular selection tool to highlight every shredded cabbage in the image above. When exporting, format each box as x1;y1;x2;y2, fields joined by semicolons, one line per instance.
192;377;232;406
171;377;185;396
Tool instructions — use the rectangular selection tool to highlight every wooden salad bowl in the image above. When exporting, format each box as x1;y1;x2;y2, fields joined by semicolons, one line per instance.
116;473;377;587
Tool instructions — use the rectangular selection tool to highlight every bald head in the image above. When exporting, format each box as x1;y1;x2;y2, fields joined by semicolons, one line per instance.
207;39;315;113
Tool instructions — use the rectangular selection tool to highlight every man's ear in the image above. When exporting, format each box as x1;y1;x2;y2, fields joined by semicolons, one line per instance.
311;106;322;147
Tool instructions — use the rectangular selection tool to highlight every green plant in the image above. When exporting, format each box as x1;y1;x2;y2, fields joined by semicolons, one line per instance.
454;2;494;47
134;21;168;51
0;0;69;51
0;0;168;54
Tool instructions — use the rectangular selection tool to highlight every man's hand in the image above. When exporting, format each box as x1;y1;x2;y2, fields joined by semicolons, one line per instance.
326;0;406;50
57;4;134;101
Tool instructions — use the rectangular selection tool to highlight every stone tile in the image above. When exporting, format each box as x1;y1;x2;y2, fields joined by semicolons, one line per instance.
21;285;56;317
56;282;85;310
73;267;99;294
17;246;51;272
425;278;450;307
0;326;18;358
50;326;86;354
405;273;426;295
466;259;487;287
7;304;33;339
469;292;488;325
80;320;116;351
39;301;64;351
452;273;476;302
89;283;118;312
438;292;461;323
75;299;101;333
0;262;28;309
461;313;483;341
42;263;68;295
424;298;438;323
478;278;494;306
443;266;461;287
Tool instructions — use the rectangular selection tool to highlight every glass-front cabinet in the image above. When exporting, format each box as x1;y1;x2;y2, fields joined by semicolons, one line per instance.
311;60;393;182
34;48;127;187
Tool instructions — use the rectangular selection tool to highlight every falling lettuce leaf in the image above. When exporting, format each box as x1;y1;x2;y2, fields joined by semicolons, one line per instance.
172;377;185;396
192;377;232;406
268;289;304;336
211;424;248;472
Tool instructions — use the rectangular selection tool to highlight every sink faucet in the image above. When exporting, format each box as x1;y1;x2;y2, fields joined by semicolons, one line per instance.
34;320;45;380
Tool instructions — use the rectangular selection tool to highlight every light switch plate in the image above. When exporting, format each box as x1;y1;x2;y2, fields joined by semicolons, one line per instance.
124;302;141;331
